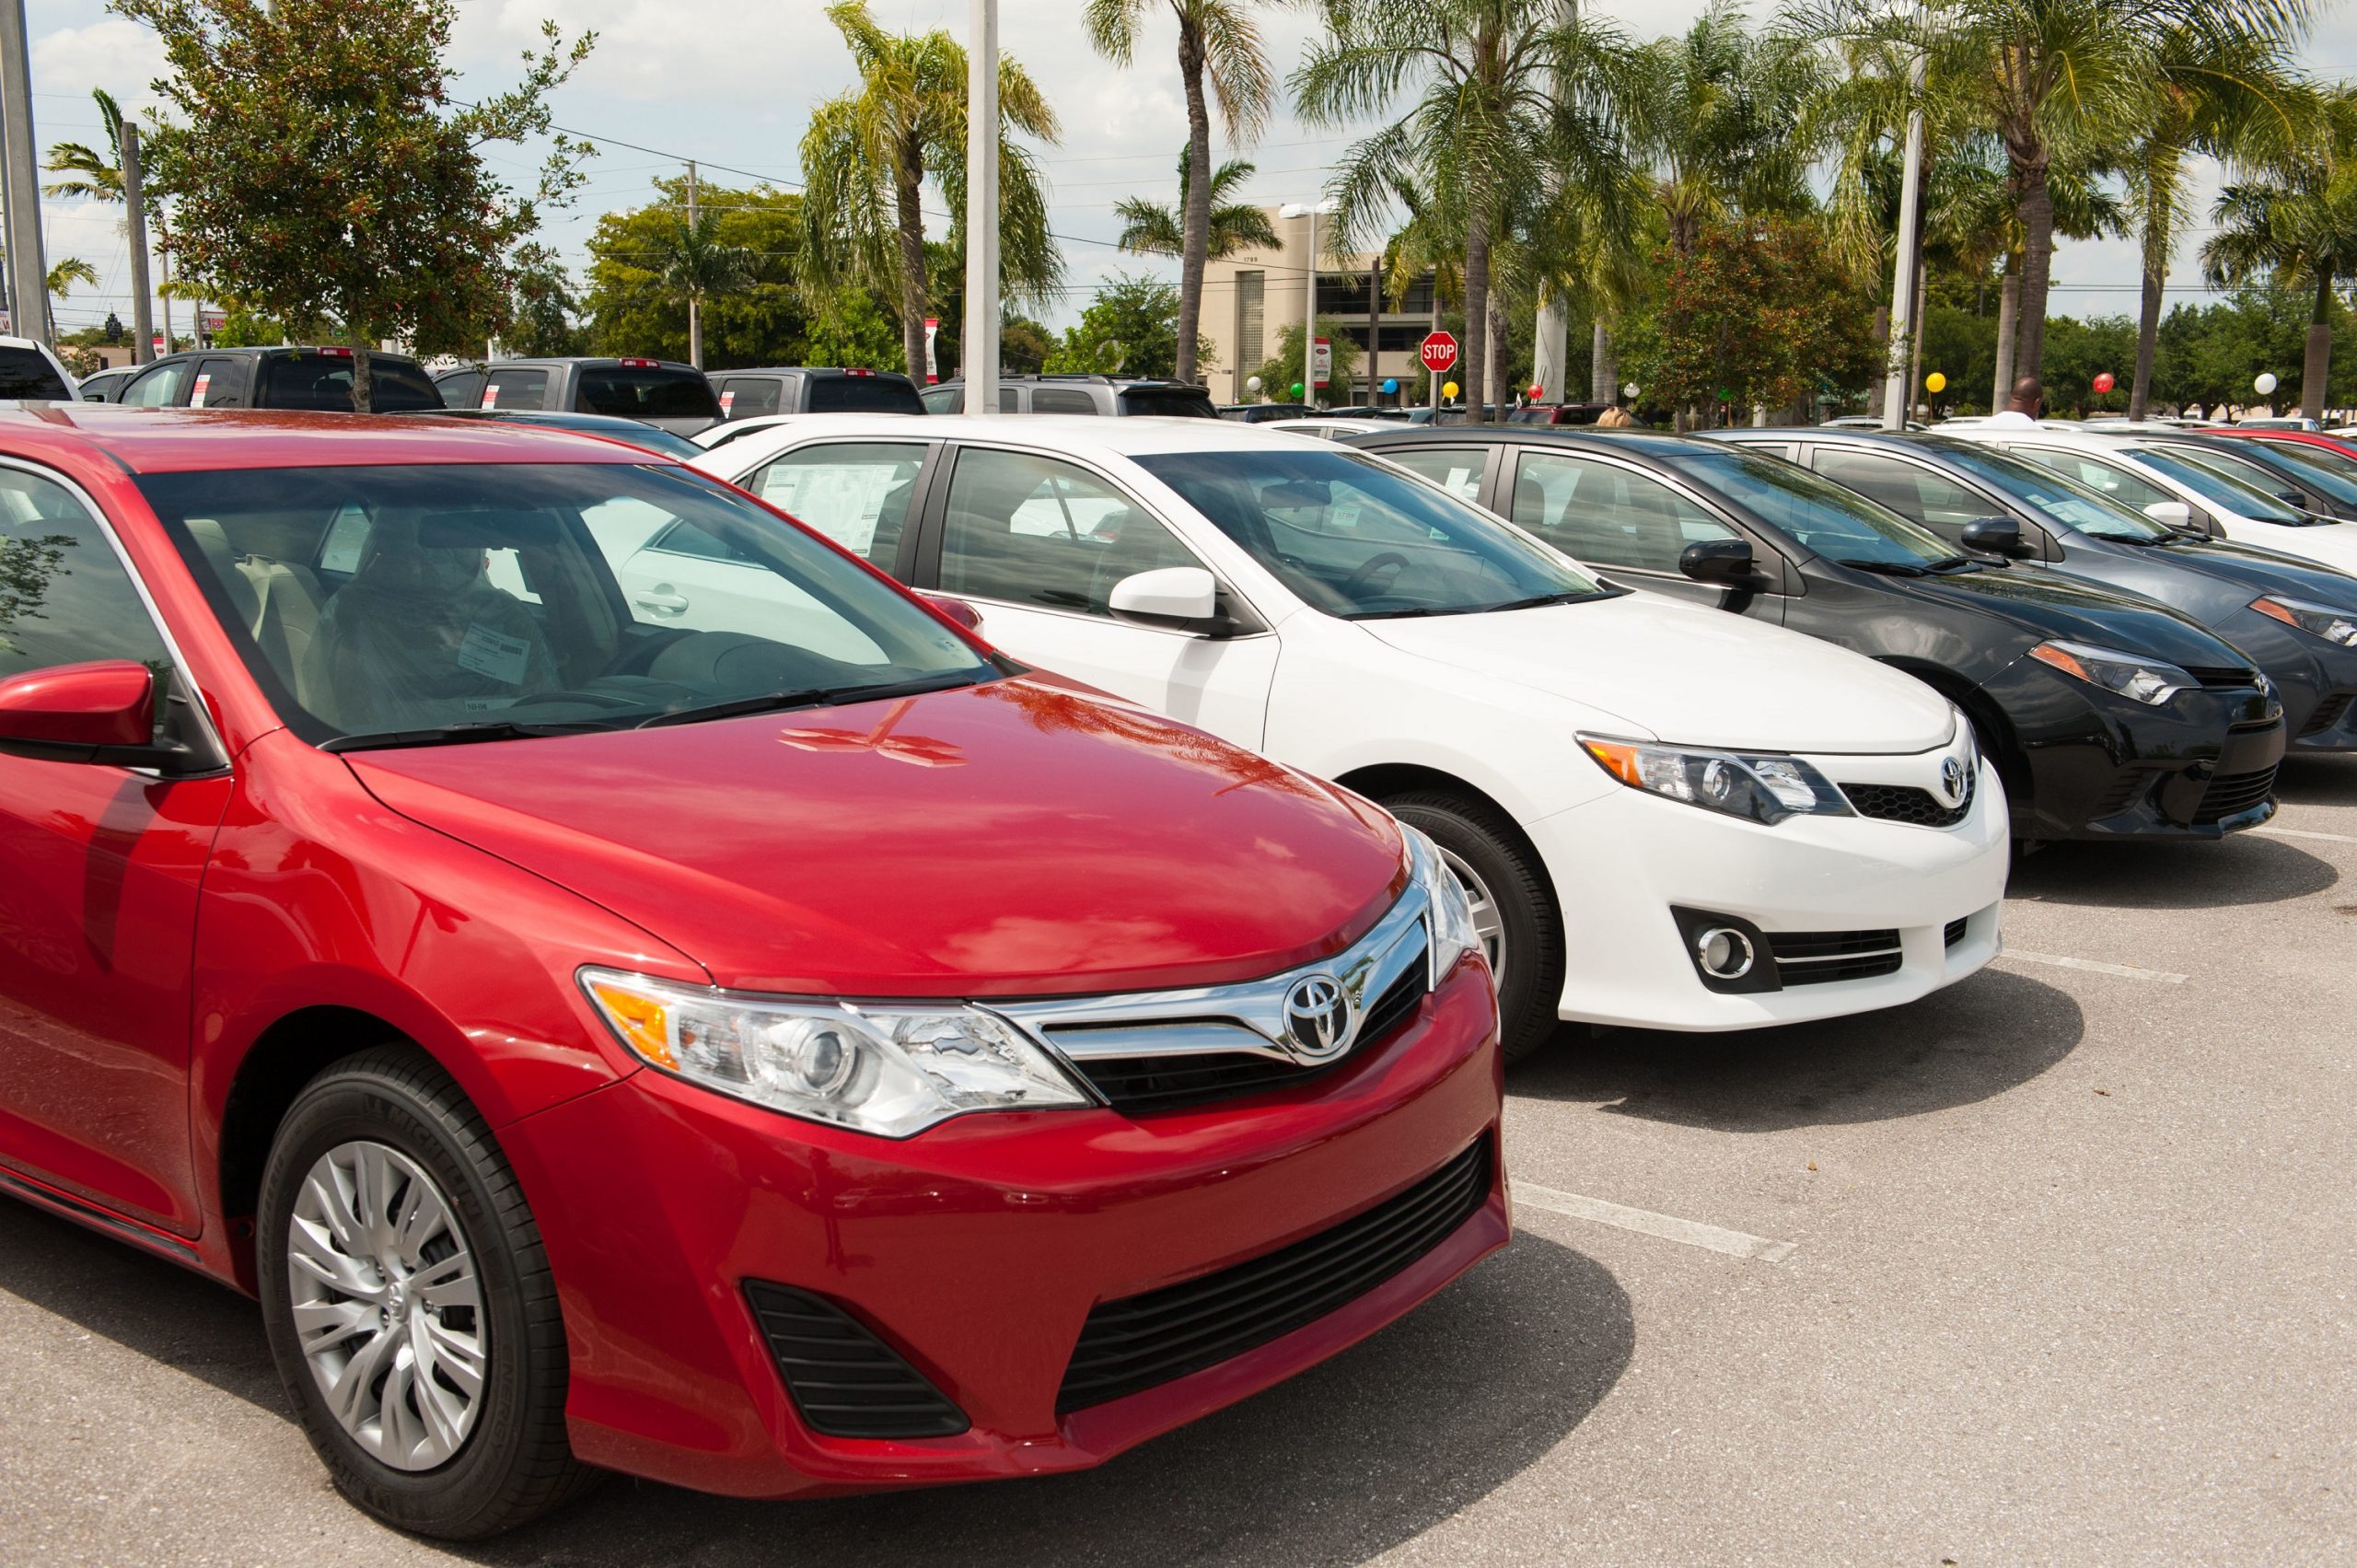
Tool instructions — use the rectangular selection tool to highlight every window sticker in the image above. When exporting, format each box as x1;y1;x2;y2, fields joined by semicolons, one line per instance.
719;389;737;414
481;383;501;409
457;622;530;684
190;372;213;409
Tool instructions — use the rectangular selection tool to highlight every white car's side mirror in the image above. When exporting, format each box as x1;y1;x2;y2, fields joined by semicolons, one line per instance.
1109;565;1219;631
2143;500;2194;528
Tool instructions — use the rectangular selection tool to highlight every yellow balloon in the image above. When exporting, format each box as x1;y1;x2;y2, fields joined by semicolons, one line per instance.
1925;372;1947;394
1442;380;1459;400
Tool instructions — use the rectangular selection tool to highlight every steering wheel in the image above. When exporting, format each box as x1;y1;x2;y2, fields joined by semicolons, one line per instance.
1341;552;1412;598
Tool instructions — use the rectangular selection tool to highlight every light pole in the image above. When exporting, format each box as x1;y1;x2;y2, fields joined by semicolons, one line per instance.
0;0;49;343
965;0;1000;415
1279;199;1336;409
1880;4;1927;430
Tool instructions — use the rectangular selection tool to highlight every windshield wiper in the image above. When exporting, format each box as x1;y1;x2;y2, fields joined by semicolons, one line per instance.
320;718;622;753
1477;590;1601;612
1833;557;1928;577
1923;555;1981;573
635;670;984;729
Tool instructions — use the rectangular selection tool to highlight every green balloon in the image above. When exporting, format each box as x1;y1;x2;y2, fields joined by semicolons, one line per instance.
1291;381;1305;398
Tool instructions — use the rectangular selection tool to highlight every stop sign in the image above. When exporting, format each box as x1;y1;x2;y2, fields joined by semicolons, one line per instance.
1419;331;1458;374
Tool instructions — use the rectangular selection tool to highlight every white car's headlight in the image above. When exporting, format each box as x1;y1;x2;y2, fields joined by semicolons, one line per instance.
1577;735;1852;826
1401;823;1481;981
2026;639;2197;704
581;969;1089;1137
2252;594;2357;646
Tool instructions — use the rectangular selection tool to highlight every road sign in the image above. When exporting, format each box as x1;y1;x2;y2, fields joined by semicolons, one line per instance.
1420;331;1458;375
1311;334;1332;389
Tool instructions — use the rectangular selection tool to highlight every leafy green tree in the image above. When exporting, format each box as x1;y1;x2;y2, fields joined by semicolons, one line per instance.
1114;151;1282;263
1249;317;1364;402
799;0;1062;383
1001;313;1053;374
644;207;756;369
586;180;812;366
1087;1;1276;386
1045;274;1211;378
111;0;594;408
1630;217;1879;422
505;243;587;357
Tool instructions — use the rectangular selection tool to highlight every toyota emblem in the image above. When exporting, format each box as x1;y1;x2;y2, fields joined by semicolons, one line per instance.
1939;756;1967;805
1282;974;1353;1061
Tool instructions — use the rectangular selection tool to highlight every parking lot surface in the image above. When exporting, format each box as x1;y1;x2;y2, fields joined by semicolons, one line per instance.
3;758;2351;1567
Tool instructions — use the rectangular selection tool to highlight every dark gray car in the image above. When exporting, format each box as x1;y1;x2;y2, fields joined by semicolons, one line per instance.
433;356;721;436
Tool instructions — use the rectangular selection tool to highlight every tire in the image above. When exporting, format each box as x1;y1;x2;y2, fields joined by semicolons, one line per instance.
256;1045;598;1539
1384;790;1566;1064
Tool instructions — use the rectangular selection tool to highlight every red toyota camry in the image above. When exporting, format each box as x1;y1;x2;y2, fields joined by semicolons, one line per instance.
0;407;1505;1537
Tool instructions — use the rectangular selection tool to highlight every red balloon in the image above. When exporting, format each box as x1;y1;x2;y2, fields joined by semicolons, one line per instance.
1527;383;1544;400
2093;371;2117;394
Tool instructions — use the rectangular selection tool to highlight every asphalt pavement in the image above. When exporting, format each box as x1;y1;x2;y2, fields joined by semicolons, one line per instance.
3;757;2352;1566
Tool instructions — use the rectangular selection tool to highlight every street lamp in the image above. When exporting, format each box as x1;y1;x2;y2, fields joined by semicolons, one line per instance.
1279;199;1338;409
966;0;999;415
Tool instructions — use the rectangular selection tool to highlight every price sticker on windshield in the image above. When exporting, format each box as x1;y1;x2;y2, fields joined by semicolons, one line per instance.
458;622;530;685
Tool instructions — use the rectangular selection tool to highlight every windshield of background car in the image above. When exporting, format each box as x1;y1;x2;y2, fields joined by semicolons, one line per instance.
1922;441;2173;540
1669;446;1955;565
2172;441;2357;511
1119;388;1219;418
2255;438;2357;486
1133;447;1608;617
578;366;723;421
0;346;69;398
2126;445;2308;522
263;354;443;412
808;376;926;414
137;462;995;745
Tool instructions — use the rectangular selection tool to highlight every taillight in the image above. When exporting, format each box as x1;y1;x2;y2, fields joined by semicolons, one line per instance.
618;357;659;368
316;345;354;357
846;367;875;377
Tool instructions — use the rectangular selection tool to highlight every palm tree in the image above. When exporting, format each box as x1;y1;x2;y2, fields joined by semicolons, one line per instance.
1628;3;1822;257
2203;89;2357;422
45;258;98;302
1295;0;1633;424
1114;150;1281;261
2123;14;2315;418
42;87;127;203
644;207;754;369
1087;2;1275;388
800;1;1062;382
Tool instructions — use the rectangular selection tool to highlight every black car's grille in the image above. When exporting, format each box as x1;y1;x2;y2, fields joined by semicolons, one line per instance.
2191;764;2279;825
1944;917;1968;948
744;1283;969;1439
2300;692;2352;737
1064;935;1430;1118
2185;665;2262;690
2091;768;2158;817
1055;1133;1492;1414
1844;768;1975;829
1767;928;1903;985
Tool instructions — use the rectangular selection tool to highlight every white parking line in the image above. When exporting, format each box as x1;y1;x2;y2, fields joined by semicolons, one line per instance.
1512;1180;1798;1263
2000;949;2188;984
2255;824;2357;845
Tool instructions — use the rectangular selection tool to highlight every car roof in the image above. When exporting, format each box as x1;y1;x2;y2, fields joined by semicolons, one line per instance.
721;366;913;378
0;404;667;472
471;356;701;371
1352;424;1713;459
693;412;1341;461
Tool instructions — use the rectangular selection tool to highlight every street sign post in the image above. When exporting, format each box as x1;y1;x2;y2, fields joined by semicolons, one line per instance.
1420;331;1457;414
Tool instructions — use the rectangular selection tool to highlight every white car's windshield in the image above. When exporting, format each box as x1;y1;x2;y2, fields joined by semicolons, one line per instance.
1922;441;2173;541
1132;447;1609;618
140;462;997;747
2126;445;2310;523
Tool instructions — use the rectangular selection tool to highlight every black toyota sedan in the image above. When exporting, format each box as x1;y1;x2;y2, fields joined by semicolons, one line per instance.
1709;427;2357;755
1347;426;2285;843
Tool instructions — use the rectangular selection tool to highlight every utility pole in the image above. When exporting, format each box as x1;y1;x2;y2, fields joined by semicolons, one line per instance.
1533;291;1566;408
121;122;157;365
1367;252;1380;405
0;0;50;343
1880;8;1927;431
685;159;702;369
964;0;999;415
1302;204;1316;408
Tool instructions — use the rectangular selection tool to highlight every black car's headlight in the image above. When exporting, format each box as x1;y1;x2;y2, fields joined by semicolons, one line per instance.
2027;639;2196;704
2252;595;2357;647
1578;735;1852;825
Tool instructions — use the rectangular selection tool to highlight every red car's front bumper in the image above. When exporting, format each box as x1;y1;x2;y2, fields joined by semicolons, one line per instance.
500;960;1506;1498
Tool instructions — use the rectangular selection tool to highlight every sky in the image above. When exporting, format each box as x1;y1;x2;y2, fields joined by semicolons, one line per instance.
18;0;2357;346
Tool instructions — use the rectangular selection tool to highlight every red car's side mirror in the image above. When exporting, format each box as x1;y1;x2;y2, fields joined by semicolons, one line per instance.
0;659;165;763
918;592;983;633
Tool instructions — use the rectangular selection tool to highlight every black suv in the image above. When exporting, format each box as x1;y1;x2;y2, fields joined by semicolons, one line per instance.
433;356;721;435
920;374;1216;417
707;366;923;419
115;346;444;412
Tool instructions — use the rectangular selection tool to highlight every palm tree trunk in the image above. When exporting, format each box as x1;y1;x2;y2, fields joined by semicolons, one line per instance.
2303;273;2333;423
1174;19;1212;389
2129;255;2163;421
1991;260;2018;409
1867;305;1890;418
1463;202;1491;424
1489;293;1512;412
1907;257;1927;422
2013;156;2057;382
1591;321;1609;402
893;134;930;382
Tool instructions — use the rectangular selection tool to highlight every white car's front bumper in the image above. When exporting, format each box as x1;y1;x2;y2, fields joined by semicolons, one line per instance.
1533;751;2011;1031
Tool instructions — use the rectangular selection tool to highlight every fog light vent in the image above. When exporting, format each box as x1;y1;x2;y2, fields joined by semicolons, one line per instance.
1693;926;1755;980
744;1282;969;1439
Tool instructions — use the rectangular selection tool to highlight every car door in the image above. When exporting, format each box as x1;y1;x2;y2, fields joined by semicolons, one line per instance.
118;357;195;408
1499;446;1769;615
1378;443;1502;507
2001;443;2208;528
915;444;1278;746
186;355;252;410
0;463;230;1234
1806;447;2050;552
736;439;934;577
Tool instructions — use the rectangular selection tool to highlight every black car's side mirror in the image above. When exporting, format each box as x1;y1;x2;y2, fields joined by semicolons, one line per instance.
1960;517;2032;558
1679;538;1758;586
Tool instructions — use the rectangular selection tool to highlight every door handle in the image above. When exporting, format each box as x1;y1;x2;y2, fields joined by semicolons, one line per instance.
635;590;690;615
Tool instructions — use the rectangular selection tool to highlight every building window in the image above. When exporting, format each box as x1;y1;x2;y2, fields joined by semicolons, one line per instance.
1237;272;1264;372
1317;274;1375;317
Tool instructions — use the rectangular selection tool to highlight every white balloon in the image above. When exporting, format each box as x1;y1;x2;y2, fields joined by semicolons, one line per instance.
2255;372;2280;395
1622;382;1641;399
1246;375;1262;393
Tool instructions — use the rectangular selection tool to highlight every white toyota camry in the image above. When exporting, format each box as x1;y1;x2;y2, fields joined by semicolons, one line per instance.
689;415;2009;1057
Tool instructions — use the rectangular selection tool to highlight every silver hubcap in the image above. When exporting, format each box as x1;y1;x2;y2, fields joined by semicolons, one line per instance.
286;1141;487;1471
1438;845;1508;994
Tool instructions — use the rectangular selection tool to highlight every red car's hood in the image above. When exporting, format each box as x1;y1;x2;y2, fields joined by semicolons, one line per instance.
346;677;1405;996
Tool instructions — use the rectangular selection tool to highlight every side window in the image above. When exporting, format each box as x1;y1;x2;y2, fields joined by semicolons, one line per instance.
1385;447;1489;503
1811;451;1991;532
120;360;192;408
436;371;484;410
2013;447;2173;511
189;357;250;409
939;447;1205;616
481;368;550;411
921;386;961;413
744;443;926;569
1029;388;1098;415
718;377;784;419
0;470;171;702
1510;451;1736;571
998;387;1020;413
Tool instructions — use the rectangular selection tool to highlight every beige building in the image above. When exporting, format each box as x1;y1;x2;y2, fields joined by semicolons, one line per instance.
1201;205;1439;406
